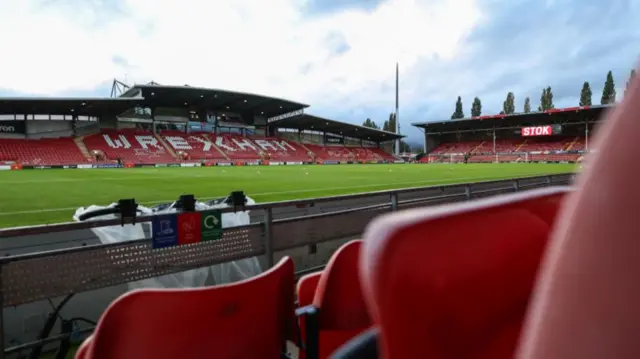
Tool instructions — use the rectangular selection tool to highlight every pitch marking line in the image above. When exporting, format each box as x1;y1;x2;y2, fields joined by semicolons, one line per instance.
0;173;555;216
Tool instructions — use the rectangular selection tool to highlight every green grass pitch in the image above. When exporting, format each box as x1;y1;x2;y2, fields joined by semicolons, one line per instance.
0;163;576;228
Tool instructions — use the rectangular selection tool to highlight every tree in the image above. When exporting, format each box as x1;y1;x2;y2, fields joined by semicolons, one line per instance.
451;96;464;119
362;118;379;129
601;70;616;104
625;69;636;97
388;113;397;133
524;97;531;113
537;87;555;111
471;97;482;117
579;81;592;106
502;92;515;114
399;141;411;153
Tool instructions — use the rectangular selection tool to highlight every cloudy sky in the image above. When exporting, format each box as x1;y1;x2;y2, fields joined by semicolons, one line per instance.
0;0;638;144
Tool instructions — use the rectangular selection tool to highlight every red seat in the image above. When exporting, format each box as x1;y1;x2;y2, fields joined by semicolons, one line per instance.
351;188;568;359
76;257;295;359
298;240;371;359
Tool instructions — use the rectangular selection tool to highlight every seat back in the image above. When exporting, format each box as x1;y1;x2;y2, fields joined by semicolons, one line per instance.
298;272;322;307
518;72;640;359
360;188;568;359
80;257;295;359
313;240;371;358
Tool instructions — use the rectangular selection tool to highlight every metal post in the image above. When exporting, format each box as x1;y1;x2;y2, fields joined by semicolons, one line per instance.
513;179;519;192
585;120;589;152
0;264;5;359
423;130;428;153
390;193;398;211
263;208;274;268
493;128;497;163
395;63;400;156
465;185;471;200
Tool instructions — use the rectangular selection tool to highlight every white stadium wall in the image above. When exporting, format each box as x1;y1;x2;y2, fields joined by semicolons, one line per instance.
26;120;73;138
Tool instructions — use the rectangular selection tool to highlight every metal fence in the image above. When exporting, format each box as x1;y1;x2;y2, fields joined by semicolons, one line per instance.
0;172;575;357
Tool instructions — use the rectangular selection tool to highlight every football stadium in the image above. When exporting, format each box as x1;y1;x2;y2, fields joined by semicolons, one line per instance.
0;80;600;358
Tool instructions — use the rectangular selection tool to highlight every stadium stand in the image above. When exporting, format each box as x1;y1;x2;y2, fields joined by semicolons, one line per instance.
0;137;88;165
414;105;603;165
0;130;398;166
421;137;585;163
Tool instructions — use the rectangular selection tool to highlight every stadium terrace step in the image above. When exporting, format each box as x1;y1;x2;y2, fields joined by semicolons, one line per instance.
202;133;231;160
514;139;527;152
564;137;580;151
153;133;179;159
471;141;485;154
73;136;94;162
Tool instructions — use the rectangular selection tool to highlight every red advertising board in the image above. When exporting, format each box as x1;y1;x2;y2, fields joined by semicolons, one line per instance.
521;126;552;137
177;212;202;245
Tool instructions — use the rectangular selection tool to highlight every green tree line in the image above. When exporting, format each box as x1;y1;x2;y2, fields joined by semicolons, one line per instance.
450;69;635;118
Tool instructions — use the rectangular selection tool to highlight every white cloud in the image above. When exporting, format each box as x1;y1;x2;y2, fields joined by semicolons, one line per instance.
0;0;482;113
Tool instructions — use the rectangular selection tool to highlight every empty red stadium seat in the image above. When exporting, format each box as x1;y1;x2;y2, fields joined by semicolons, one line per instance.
303;144;395;163
250;137;311;162
342;188;568;359
298;240;371;359
424;137;584;163
76;257;296;359
0;137;88;165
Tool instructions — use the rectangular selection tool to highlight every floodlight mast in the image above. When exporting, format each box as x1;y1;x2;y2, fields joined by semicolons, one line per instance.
395;63;400;156
110;79;131;98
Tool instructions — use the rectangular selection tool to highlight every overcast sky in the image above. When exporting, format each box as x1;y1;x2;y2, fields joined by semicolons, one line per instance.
0;0;638;144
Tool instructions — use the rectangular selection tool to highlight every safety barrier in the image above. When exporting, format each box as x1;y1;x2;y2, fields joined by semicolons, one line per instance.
0;172;575;357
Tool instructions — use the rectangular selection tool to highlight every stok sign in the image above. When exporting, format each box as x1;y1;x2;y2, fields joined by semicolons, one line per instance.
521;125;554;137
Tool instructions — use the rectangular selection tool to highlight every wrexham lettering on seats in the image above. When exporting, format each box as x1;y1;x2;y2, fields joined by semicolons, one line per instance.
103;134;166;151
164;135;213;151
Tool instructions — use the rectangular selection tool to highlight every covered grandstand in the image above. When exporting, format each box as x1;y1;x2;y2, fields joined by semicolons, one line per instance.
0;83;404;168
412;105;609;164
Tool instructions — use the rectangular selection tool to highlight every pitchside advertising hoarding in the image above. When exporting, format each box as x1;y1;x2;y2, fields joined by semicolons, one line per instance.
521;124;562;137
151;210;223;249
0;120;26;134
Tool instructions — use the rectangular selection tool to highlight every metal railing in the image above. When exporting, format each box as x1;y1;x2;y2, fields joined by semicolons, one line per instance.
0;172;575;357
